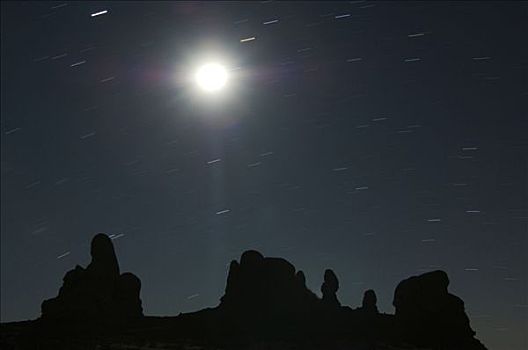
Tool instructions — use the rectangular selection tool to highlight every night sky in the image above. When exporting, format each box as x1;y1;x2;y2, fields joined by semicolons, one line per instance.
1;1;527;349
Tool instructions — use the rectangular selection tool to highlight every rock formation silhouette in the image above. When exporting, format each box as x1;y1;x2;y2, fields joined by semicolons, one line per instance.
393;270;482;348
320;269;341;308
40;233;143;322
2;239;488;350
217;250;319;335
220;250;319;311
359;289;379;314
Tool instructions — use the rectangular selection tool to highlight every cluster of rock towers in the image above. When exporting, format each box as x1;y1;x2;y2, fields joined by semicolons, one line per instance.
39;233;485;349
41;233;142;322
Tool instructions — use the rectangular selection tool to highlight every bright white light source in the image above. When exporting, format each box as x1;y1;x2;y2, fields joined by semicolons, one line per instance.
195;63;228;92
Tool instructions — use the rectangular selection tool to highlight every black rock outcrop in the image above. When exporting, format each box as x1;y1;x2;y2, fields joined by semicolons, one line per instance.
41;233;143;322
359;289;379;314
219;250;318;328
5;246;486;349
320;269;341;308
213;251;485;347
393;270;481;347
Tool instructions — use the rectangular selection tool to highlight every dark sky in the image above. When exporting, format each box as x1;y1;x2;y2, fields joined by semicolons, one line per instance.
1;1;527;349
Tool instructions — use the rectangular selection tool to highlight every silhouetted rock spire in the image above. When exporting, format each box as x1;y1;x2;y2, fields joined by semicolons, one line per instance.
360;289;379;314
41;233;143;322
321;269;340;307
88;233;120;276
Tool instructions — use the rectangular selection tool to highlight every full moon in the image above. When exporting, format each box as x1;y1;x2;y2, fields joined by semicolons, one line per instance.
195;63;228;92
